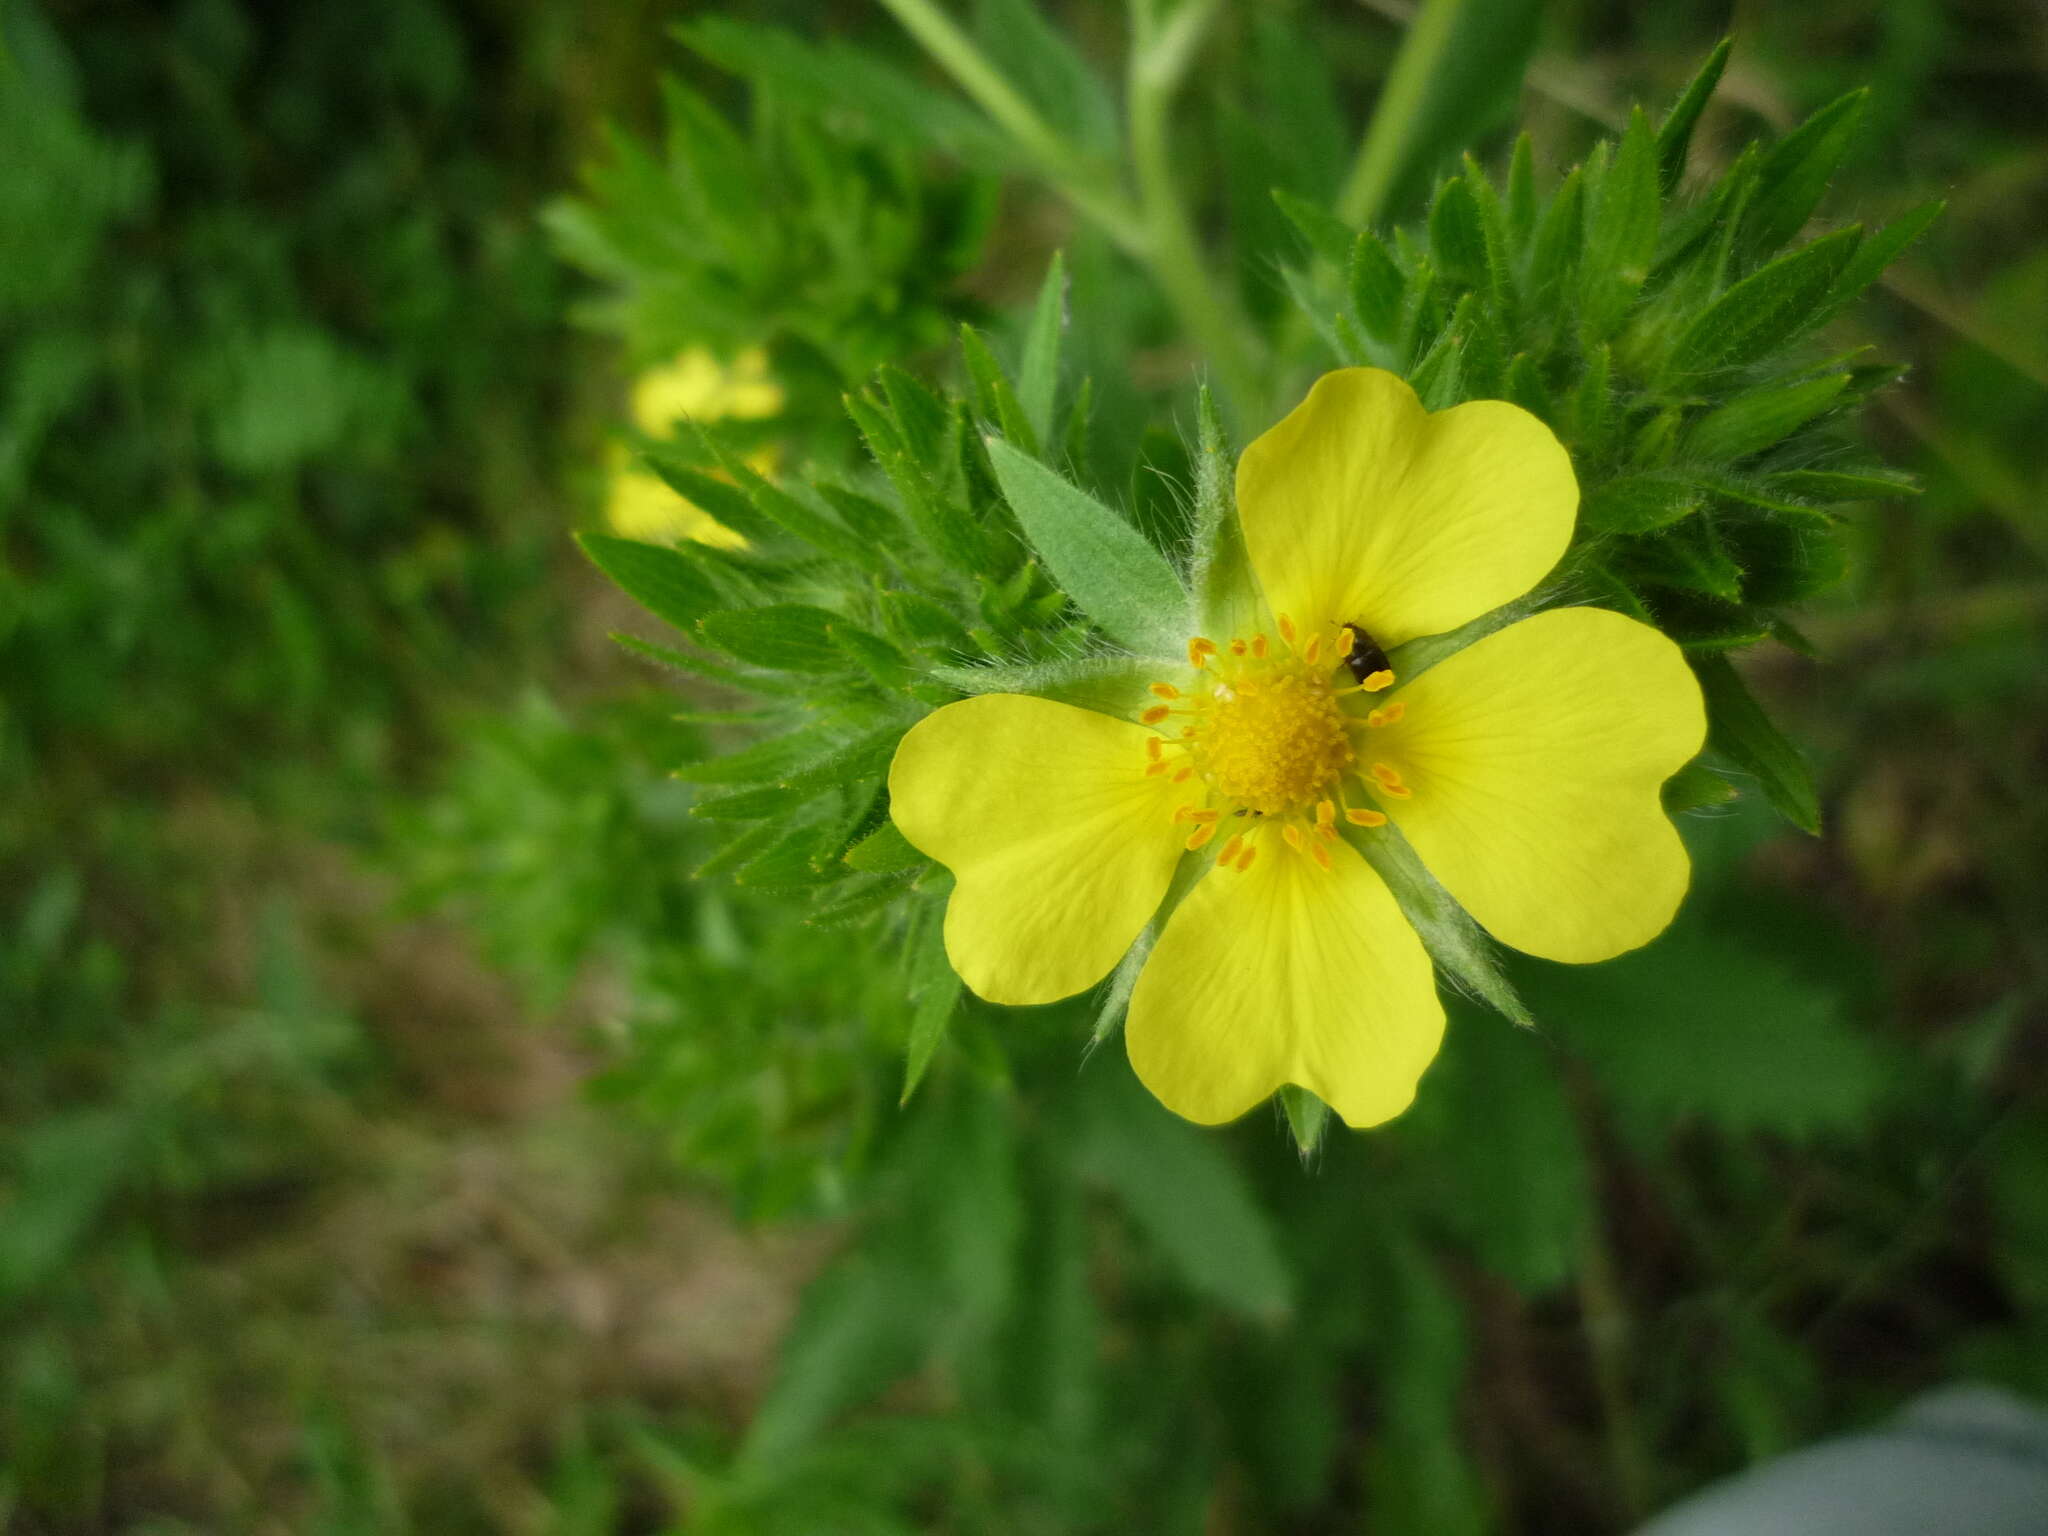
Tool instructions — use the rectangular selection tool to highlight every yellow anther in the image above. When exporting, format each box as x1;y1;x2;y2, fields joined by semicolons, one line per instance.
1172;767;1193;782
1361;668;1395;692
1366;701;1406;728
1277;614;1297;645
1141;704;1171;725
1310;841;1333;871
1145;760;1170;777
1370;762;1403;787
1252;634;1269;659
1217;834;1244;865
1230;638;1248;656
1338;627;1357;657
1236;845;1259;872
1315;799;1336;826
1145;737;1164;761
1185;822;1217;851
1173;805;1220;823
1282;825;1305;852
1345;807;1388;827
1187;636;1218;669
1149;682;1180;701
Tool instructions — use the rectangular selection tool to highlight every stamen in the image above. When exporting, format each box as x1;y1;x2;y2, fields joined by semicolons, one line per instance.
1345;807;1388;827
1145;737;1163;762
1149;682;1180;701
1185;823;1217;851
1236;844;1259;872
1251;634;1268;659
1310;841;1333;871
1303;634;1322;664
1315;821;1339;842
1360;668;1395;692
1366;701;1406;728
1338;627;1356;657
1315;799;1336;827
1277;614;1297;646
1141;705;1172;725
1282;825;1305;852
1230;638;1248;656
1145;761;1170;777
1217;834;1244;865
1187;637;1218;669
1171;767;1193;782
1369;762;1413;798
1173;806;1220;823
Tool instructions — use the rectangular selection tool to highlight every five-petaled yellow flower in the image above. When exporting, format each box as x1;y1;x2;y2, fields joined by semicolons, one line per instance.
888;369;1707;1128
605;345;784;548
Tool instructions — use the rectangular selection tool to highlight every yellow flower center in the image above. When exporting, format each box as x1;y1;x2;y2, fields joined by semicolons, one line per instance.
1141;621;1408;873
1190;664;1351;816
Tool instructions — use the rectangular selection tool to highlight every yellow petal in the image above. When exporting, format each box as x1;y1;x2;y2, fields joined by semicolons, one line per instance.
1125;837;1443;1127
1369;606;1706;964
630;345;785;436
889;694;1190;1006
1235;368;1576;647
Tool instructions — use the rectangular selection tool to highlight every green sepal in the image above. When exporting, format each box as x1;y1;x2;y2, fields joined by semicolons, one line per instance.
844;820;925;874
1349;823;1533;1029
577;531;720;635
1348;230;1407;343
1279;1085;1332;1160
1660;758;1739;815
1693;651;1822;834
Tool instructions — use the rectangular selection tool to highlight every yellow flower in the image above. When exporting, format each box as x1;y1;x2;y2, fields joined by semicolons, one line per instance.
604;346;784;548
887;369;1707;1128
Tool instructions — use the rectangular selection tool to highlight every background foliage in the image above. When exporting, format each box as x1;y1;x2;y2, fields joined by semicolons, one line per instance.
3;0;2045;1532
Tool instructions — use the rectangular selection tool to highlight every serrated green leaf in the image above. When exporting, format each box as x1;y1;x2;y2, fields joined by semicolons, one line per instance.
1409;297;1467;410
1743;88;1867;257
698;436;888;572
813;481;907;548
831;622;920;691
691;780;815;822
1815;199;1942;326
698;603;845;671
1687;374;1849;462
1653;38;1731;194
982;437;1186;656
1666;226;1862;377
1348;230;1407;343
674;725;843;786
1718;513;1848;606
1019;250;1065;446
1694;651;1821;833
1764;467;1918;502
1072;1066;1293;1321
1505;132;1537;250
577;532;720;635
1525;164;1583;302
641;454;781;546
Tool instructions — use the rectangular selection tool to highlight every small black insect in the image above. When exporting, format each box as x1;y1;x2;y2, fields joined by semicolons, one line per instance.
1341;623;1392;686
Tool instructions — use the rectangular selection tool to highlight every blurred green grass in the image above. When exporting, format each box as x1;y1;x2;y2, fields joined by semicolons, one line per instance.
2;0;2045;1531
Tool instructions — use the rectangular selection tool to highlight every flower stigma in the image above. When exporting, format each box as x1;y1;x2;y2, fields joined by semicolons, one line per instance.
1142;620;1410;872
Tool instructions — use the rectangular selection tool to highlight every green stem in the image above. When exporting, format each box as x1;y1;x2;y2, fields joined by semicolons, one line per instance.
875;0;1148;255
1127;0;1263;420
1579;1221;1654;1521
1337;0;1467;229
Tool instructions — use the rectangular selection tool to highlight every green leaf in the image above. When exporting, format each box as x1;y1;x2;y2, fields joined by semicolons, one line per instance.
1072;1066;1293;1321
700;435;892;573
1272;188;1354;266
1403;1012;1589;1292
576;532;719;635
1522;918;1889;1141
1687;374;1849;462
641;454;780;546
1743;89;1867;257
1815;199;1942;325
960;324;1038;456
1666;226;1862;377
1525;164;1583;302
1348;230;1407;343
698;604;845;671
1694;651;1821;833
982;437;1187;656
844;819;925;873
1653;38;1731;194
1505;131;1537;249
1578;108;1661;342
1018;250;1066;447
1427;175;1488;290
900;924;962;1105
674;725;844;786
1765;467;1918;503
1581;472;1704;534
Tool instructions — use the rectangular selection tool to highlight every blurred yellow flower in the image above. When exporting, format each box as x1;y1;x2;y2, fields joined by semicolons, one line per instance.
888;369;1706;1129
604;346;784;548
